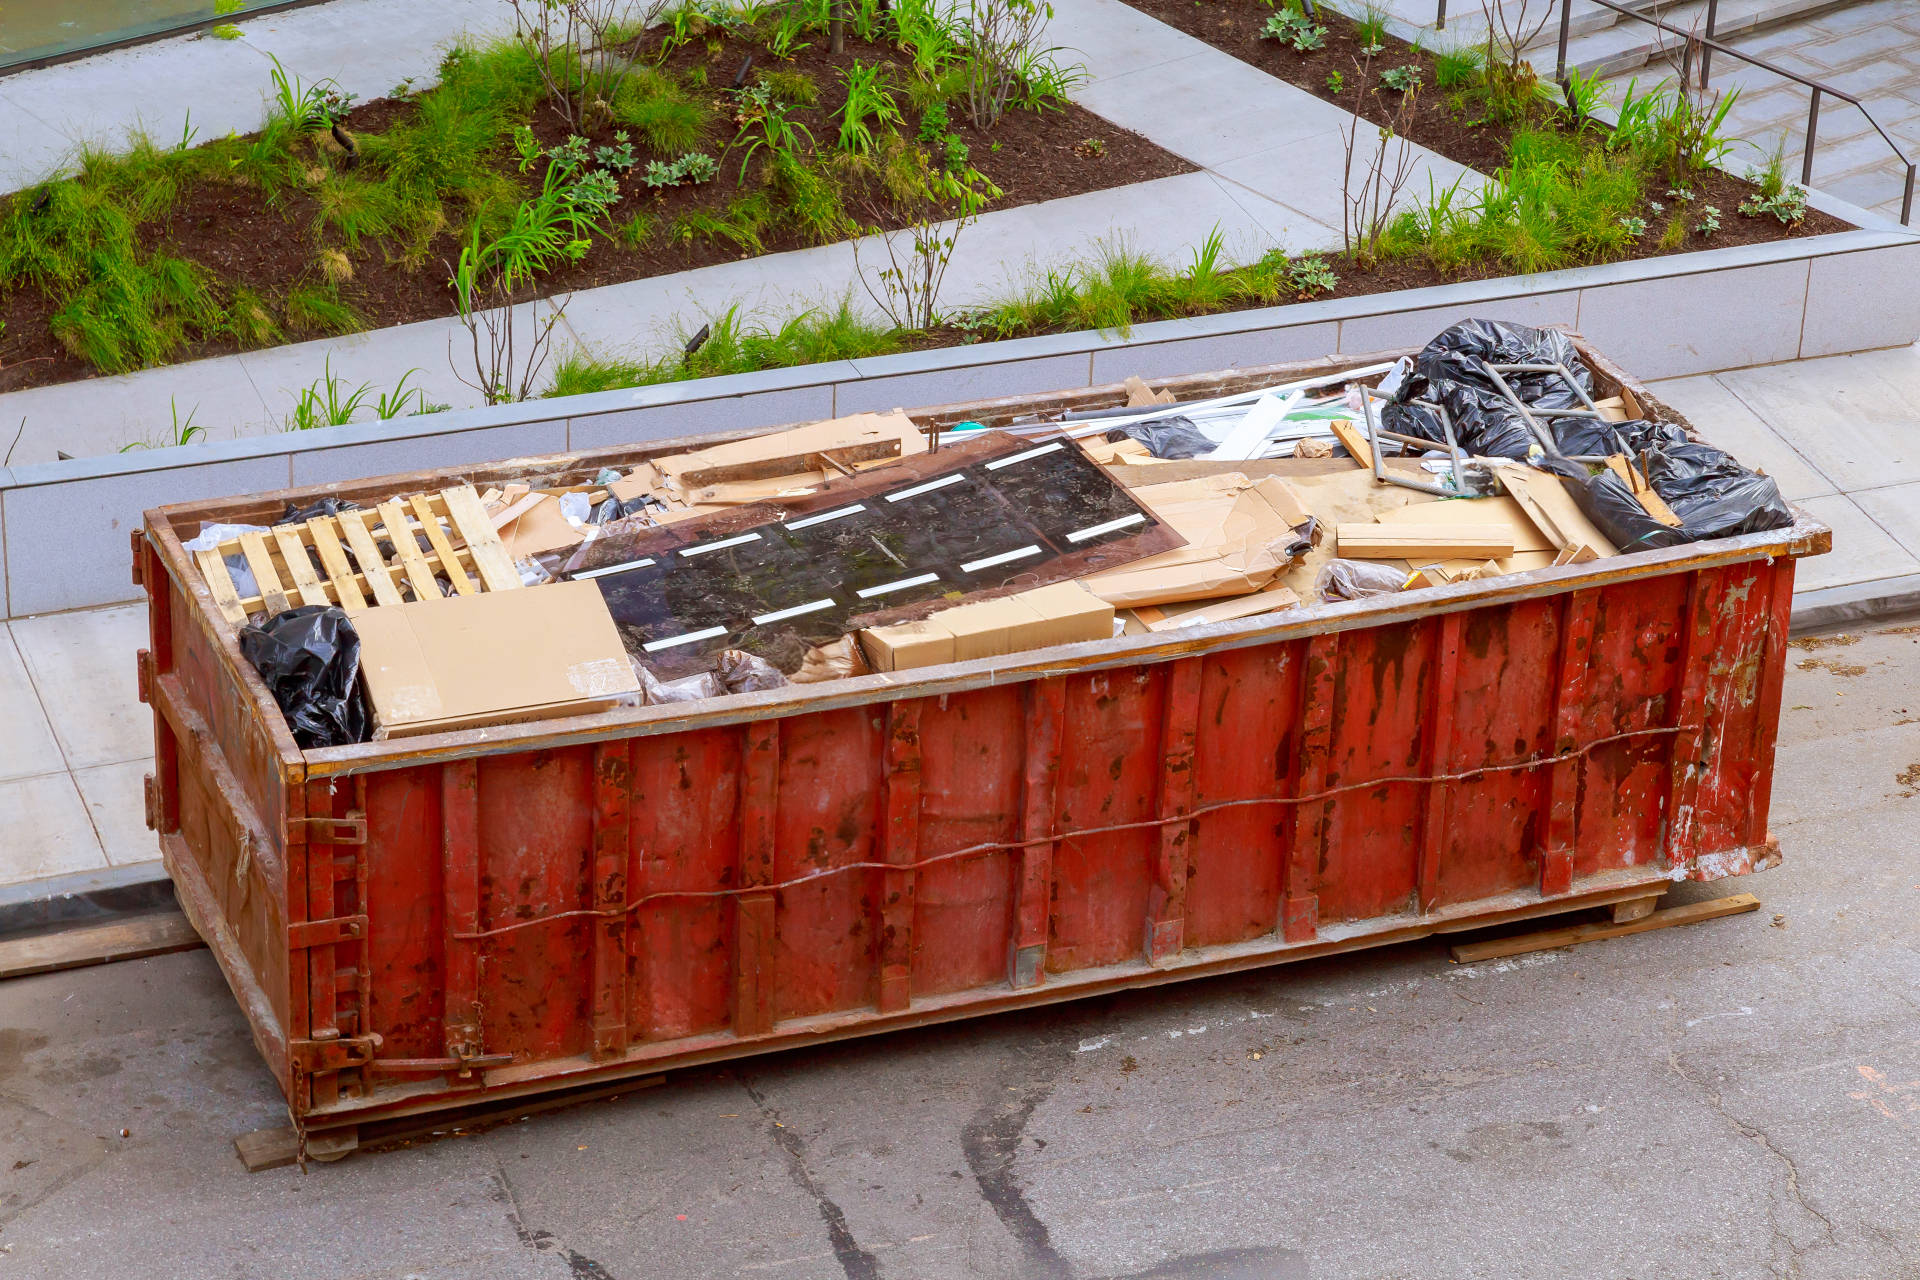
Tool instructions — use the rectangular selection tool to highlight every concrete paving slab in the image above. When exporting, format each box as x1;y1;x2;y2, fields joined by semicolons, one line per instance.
1850;479;1920;561
0;772;108;881
1645;372;1842;501
1;354;273;466
1787;493;1920;590
73;759;158;868
11;604;153;771
0;623;64;784
1713;343;1920;492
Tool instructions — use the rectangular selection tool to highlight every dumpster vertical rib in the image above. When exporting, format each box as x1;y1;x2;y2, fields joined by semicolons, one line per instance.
591;741;632;1060
1665;572;1724;868
1010;677;1066;988
878;702;923;1013
1416;615;1463;914
1284;635;1337;942
1146;658;1203;964
442;759;484;1072
302;780;341;1109
1743;563;1795;846
1542;592;1598;898
734;721;780;1037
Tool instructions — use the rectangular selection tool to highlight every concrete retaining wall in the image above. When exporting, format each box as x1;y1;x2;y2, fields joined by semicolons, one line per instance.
7;225;1916;620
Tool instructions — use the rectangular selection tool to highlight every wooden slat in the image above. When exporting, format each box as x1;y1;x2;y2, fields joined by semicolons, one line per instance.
272;527;328;608
340;510;404;607
237;531;291;616
1329;417;1373;469
306;518;366;610
443;486;522;592
0;911;203;981
1448;893;1759;964
378;499;440;601
195;547;249;625
410;494;475;595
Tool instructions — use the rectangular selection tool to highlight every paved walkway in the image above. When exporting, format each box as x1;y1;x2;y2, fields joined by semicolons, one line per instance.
0;0;1474;464
3;339;1915;899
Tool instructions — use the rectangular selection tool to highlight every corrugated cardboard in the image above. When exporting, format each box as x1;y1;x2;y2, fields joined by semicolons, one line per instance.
860;582;1114;672
501;494;586;558
1495;464;1620;559
349;580;638;738
1079;473;1309;608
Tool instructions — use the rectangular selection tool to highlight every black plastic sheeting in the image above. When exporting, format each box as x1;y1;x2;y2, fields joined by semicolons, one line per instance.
1385;318;1792;546
1545;420;1795;551
279;497;362;526
1105;416;1216;459
238;606;370;748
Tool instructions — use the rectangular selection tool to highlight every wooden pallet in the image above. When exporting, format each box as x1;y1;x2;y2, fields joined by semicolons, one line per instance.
192;485;520;625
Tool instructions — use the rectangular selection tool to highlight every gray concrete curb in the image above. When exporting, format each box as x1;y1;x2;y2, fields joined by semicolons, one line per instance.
1789;574;1920;634
0;862;177;940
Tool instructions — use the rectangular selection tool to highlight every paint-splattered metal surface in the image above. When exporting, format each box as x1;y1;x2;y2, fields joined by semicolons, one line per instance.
132;343;1828;1139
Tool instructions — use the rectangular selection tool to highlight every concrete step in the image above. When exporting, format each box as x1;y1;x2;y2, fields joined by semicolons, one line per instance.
1540;0;1867;79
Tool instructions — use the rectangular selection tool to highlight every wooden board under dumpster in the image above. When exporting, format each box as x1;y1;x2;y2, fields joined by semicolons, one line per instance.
131;339;1829;1144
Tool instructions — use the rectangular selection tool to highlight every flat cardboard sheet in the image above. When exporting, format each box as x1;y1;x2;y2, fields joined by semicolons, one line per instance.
500;494;586;558
349;579;638;738
1081;473;1311;607
862;581;1114;672
1375;495;1555;554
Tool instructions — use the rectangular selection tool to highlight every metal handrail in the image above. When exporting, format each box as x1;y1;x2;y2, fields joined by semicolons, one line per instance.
1551;0;1916;224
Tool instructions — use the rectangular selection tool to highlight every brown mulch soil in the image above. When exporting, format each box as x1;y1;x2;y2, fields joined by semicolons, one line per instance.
1120;0;1850;252
0;28;1190;396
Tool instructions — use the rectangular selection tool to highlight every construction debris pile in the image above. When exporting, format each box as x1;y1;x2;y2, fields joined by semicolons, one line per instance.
202;320;1793;749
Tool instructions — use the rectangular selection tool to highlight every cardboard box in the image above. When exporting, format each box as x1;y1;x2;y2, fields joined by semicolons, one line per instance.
860;581;1115;672
1079;473;1310;608
349;580;639;739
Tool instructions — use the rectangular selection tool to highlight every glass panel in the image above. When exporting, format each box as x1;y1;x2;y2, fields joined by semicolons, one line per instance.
0;0;294;72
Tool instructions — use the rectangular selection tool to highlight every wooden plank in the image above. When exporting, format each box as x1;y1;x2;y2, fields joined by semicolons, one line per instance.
443;486;522;592
410;494;475;595
339;510;404;607
1605;456;1683;528
1328;417;1373;469
1447;893;1760;964
0;911;203;981
236;531;291;616
378;500;441;601
486;490;546;531
1336;524;1516;560
194;547;249;625
306;518;366;610
271;527;329;608
678;437;902;487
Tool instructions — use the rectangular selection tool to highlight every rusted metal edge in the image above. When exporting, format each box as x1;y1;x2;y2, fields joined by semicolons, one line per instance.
300;868;1687;1127
297;514;1830;779
150;671;289;903
162;830;291;1093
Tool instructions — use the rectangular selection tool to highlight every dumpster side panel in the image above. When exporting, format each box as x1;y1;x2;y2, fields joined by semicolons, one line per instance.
910;685;1023;998
1319;619;1429;923
364;768;446;1063
630;726;742;1042
1690;559;1796;861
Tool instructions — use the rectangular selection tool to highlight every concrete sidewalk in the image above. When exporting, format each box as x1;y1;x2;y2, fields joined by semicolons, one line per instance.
2;339;1916;906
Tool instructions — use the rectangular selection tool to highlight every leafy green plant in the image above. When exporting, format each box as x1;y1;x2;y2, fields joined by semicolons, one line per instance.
1379;64;1422;94
1617;214;1647;238
1261;10;1326;52
918;99;951;142
1325;70;1345;94
286;358;377;430
728;82;816;183
211;23;243;39
837;62;904;154
595;132;638;172
1740;183;1806;225
1695;203;1722;236
760;69;819;107
1286;253;1337;298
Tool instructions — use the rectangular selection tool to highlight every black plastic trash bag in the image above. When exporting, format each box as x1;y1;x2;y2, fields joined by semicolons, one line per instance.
1106;415;1216;460
1544;419;1794;551
279;497;362;525
238;606;370;748
1381;319;1596;460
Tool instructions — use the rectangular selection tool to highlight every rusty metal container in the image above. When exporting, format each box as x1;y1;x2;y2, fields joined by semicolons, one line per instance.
133;340;1828;1143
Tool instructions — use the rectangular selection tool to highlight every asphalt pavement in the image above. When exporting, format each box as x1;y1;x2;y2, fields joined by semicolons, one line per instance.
1;624;1916;1280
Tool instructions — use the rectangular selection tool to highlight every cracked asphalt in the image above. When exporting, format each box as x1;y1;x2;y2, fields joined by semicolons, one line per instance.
1;625;1916;1280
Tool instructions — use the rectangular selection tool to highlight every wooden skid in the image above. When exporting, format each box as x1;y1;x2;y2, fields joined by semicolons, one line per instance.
1447;893;1761;964
0;911;204;982
193;485;520;624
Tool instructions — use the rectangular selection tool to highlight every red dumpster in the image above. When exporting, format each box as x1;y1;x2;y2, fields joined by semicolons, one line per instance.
133;339;1827;1148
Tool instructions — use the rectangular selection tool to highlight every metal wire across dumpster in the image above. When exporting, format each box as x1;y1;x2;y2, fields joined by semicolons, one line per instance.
132;339;1829;1146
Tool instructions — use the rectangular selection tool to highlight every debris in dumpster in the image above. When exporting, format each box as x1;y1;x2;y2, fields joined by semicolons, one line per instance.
501;494;588;558
562;430;1181;673
635;665;726;705
1122;375;1175;407
860;580;1114;671
1381;319;1595;460
717;648;789;693
1336;523;1517;560
1106;415;1217;460
238;605;370;747
1124;584;1302;633
1495;464;1619;560
348;580;638;738
1550;419;1793;550
790;635;871;683
1078;473;1312;607
1316;559;1413;601
279;497;361;526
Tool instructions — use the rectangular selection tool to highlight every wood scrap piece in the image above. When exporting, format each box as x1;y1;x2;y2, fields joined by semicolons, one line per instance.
1448;893;1759;964
488;490;546;531
377;499;440;601
194;547;249;625
1336;523;1515;560
339;509;404;607
1328;418;1374;469
0;911;203;982
443;485;522;592
678;438;901;487
1123;375;1174;407
271;527;328;608
237;532;291;616
1604;456;1683;527
306;518;366;610
409;494;474;595
1377;495;1555;554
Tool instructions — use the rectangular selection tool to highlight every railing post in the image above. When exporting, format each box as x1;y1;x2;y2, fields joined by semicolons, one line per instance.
1904;162;1915;227
1700;0;1719;88
1556;0;1574;83
1802;88;1821;187
1435;0;1446;31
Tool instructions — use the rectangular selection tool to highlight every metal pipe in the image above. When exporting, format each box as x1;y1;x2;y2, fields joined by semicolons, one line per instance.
1803;89;1820;188
1700;0;1719;88
1360;393;1452;496
1556;0;1573;83
1475;364;1561;460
